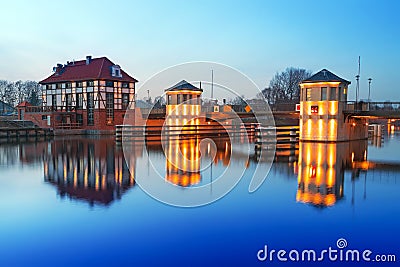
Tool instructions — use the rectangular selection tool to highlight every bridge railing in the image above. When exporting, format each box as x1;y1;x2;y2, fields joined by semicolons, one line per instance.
344;101;400;112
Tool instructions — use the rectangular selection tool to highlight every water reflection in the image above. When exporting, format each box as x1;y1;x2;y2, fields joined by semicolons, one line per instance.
297;141;367;207
43;138;139;206
144;137;233;187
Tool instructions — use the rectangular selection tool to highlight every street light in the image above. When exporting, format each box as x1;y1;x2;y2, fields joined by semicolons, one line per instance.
355;74;360;110
368;78;372;111
368;78;372;102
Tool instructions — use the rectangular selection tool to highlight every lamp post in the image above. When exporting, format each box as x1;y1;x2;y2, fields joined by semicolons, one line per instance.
355;74;360;110
368;78;372;101
368;78;372;111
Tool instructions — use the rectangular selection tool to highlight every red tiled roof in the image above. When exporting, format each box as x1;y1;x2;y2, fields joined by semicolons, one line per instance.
16;101;32;107
40;56;138;84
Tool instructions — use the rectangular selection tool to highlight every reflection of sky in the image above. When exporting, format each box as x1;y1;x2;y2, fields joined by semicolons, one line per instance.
368;133;400;163
0;137;399;266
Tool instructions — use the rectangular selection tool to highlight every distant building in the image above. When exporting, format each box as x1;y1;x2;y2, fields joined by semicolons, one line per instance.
0;100;16;115
18;56;138;133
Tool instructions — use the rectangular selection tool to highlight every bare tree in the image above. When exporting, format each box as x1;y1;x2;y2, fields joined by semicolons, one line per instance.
262;67;312;104
153;96;165;108
0;80;42;107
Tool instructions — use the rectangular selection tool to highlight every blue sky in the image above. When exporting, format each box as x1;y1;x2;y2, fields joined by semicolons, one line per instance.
0;0;399;100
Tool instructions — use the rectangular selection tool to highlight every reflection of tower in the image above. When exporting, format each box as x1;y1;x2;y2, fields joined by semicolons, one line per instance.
296;141;367;207
297;142;344;207
164;137;232;187
297;141;367;207
165;138;201;187
43;138;139;206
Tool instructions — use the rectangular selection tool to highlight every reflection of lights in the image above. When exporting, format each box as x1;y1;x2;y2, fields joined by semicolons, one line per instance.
352;122;356;127
317;143;322;166
84;167;88;188
351;152;355;162
327;167;335;186
74;166;78;188
95;170;100;191
307;119;312;137
309;165;316;178
63;164;67;183
364;150;367;161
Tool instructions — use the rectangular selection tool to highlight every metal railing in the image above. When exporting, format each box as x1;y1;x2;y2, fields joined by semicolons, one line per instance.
344;101;400;112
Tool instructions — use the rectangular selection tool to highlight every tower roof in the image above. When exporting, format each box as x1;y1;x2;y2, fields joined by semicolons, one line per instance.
302;69;350;84
165;80;203;92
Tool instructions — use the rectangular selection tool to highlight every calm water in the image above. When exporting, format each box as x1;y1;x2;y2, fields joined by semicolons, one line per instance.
0;130;399;266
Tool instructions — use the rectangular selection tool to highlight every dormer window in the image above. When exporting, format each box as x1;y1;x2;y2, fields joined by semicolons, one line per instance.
111;65;122;78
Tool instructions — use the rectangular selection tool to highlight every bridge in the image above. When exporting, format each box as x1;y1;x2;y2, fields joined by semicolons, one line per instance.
344;101;400;119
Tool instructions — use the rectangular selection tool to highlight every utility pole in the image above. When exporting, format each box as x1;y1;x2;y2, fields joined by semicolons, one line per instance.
355;56;361;110
211;70;214;100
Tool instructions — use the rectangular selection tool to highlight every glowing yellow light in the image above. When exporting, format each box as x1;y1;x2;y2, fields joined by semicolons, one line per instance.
318;119;323;140
351;152;355;162
300;82;341;87
329;101;338;115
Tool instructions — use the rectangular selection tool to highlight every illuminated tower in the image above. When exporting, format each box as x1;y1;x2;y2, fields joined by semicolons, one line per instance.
165;80;202;125
299;69;351;141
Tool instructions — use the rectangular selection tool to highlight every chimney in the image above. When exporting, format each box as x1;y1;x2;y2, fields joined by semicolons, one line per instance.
86;55;92;65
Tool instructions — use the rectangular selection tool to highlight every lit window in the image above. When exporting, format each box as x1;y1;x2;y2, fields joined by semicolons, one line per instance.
306;88;312;101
